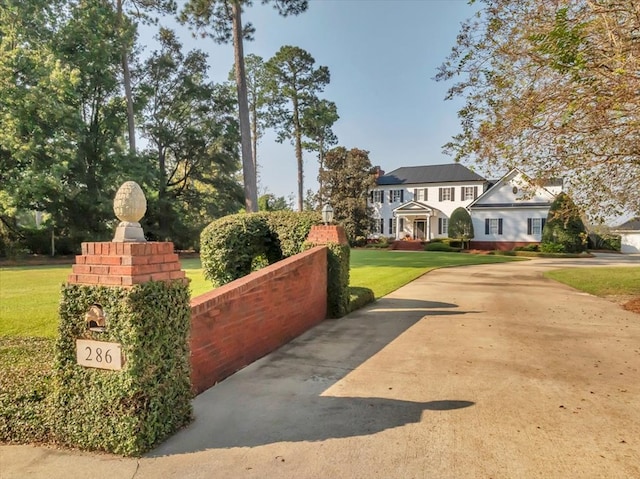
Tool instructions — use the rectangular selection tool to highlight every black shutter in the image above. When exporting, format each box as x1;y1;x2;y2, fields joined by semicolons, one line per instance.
438;218;443;235
527;218;532;235
439;188;443;201
474;186;478;199
451;187;455;201
424;188;428;201
400;218;404;231
380;191;384;203
389;218;393;234
413;188;417;200
541;218;546;232
485;219;490;235
498;218;503;235
400;190;404;202
369;191;373;203
380;219;384;234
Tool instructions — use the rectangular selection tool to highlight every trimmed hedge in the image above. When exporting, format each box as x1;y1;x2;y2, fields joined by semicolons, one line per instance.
324;243;351;318
348;286;375;313
53;281;192;456
200;211;322;287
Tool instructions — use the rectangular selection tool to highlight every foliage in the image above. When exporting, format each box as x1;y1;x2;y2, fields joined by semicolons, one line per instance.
180;0;309;213
348;286;375;313
514;244;540;252
200;214;282;287
260;210;321;257
258;193;291;211
541;193;587;253
0;337;55;444
424;242;460;252
136;28;243;248
53;281;192;456
448;207;474;247
265;45;331;211
319;147;377;244
437;0;640;220
587;232;621;251
303;241;350;318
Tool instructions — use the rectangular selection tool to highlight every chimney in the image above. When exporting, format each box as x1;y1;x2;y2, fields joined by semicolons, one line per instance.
374;166;385;178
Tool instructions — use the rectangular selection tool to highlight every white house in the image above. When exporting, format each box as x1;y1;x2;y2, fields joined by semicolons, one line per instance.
468;168;562;250
369;164;563;250
612;218;640;254
368;164;488;240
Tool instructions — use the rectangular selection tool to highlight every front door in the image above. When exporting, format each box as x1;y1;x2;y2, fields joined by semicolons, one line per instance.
414;220;426;240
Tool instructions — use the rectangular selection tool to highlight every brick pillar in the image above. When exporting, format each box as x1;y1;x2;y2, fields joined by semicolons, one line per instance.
306;225;349;245
68;242;186;287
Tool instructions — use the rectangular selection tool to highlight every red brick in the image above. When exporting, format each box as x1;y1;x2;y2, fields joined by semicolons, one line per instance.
108;265;135;276
98;255;122;265
71;264;91;275
150;272;172;282
75;274;100;285
162;254;179;264
99;275;123;286
131;274;151;284
170;270;186;280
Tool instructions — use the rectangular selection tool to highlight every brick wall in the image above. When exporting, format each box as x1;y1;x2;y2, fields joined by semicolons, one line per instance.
68;242;186;286
190;246;328;394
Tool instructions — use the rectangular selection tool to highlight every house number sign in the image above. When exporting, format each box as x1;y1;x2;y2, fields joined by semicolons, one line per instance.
76;339;123;371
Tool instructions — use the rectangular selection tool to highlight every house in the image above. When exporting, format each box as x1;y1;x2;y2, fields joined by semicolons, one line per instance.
369;164;488;240
468;168;562;250
369;164;563;250
612;217;640;254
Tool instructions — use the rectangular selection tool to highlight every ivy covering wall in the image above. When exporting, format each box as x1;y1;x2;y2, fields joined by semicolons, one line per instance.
53;281;192;456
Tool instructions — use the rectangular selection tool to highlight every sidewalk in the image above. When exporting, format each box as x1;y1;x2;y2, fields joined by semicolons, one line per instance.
2;255;639;478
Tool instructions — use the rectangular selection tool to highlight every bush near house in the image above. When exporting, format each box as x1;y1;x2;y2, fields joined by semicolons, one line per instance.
541;193;588;253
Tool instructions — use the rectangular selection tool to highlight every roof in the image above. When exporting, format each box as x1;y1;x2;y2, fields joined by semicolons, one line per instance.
613;217;640;231
377;164;486;186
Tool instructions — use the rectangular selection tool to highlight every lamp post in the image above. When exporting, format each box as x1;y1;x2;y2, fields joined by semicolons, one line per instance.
321;204;334;225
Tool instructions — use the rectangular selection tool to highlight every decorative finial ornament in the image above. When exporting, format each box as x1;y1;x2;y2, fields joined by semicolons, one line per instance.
112;181;147;242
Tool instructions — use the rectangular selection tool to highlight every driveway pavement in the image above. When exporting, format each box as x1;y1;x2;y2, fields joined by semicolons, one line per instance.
2;254;639;478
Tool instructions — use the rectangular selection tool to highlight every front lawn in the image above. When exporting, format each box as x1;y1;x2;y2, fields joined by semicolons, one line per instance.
543;267;640;296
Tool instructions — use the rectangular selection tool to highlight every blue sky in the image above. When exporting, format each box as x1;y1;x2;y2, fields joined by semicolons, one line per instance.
142;0;477;202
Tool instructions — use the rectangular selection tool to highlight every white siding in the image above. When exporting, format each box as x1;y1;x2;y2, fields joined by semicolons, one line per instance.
472;208;549;242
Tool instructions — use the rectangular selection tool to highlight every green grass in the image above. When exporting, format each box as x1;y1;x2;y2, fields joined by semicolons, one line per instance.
544;267;640;296
350;250;523;298
0;251;522;338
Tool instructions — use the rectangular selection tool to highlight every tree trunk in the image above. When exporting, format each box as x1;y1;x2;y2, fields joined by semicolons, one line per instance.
292;94;303;211
116;0;136;154
231;1;258;213
250;98;258;181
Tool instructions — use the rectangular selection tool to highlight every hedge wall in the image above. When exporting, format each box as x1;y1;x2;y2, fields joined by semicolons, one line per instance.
200;211;322;287
53;280;192;456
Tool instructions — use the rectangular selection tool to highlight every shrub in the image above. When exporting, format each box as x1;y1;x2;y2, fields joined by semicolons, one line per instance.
540;242;566;253
424;242;458;252
200;211;322;287
314;242;350;318
200;214;283;287
53;281;192;456
348;286;375;312
541;193;587;253
588;232;621;251
514;244;540;252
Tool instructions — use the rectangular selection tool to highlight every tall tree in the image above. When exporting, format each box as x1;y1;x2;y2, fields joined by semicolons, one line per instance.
266;45;330;211
319;147;376;243
136;28;243;246
302;98;338;204
228;53;271;177
113;0;177;154
180;0;308;213
437;0;640;221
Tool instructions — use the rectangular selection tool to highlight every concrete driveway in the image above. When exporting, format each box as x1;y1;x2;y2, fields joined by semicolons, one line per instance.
2;255;639;478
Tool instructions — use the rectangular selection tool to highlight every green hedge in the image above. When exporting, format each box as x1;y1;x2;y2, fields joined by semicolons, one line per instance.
348;286;375;313
200;211;321;287
53;281;192;456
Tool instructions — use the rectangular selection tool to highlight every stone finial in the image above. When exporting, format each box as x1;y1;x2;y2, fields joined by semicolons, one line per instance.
112;181;147;243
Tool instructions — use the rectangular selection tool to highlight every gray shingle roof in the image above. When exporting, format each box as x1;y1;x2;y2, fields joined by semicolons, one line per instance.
377;164;486;185
614;217;640;231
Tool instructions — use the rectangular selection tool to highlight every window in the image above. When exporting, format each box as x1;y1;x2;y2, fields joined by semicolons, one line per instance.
389;189;404;203
389;218;396;235
527;218;545;236
413;188;428;202
373;218;383;234
439;187;455;201
438;217;449;235
485;218;503;235
371;190;384;203
462;186;478;201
